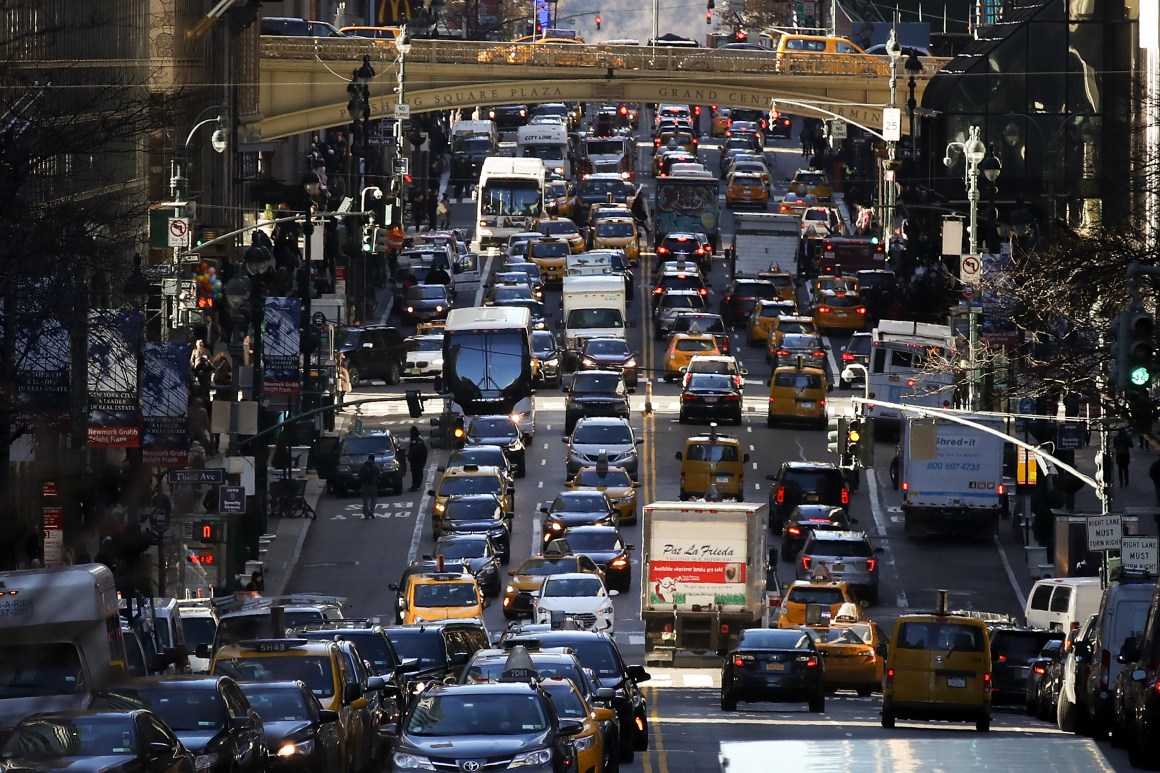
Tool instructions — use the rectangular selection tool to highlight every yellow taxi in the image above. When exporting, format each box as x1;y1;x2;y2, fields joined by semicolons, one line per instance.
711;106;732;136
746;299;797;345
416;320;446;336
653;129;698;156
811;289;868;332
775;580;858;629
428;464;512;534
777;192;813;216
756;270;797;302
814;620;890;696
545;180;574;218
527;237;571;285
211;638;371;773
568;463;640;524
881;592;993;731
788;168;834;201
339;25;401;44
540;676;613;773
674;429;749;501
725;173;769;209
764;315;817;359
398;571;486;624
767;366;827;427
812;273;859;295
663;333;721;381
589;217;640;260
775;35;888;77
539;217;585;254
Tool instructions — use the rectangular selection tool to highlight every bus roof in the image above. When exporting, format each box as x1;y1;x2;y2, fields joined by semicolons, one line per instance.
446;307;533;330
0;564;119;637
873;319;953;344
480;157;546;179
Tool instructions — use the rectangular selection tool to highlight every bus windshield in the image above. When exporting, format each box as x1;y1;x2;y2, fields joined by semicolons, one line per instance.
444;329;531;406
481;181;543;218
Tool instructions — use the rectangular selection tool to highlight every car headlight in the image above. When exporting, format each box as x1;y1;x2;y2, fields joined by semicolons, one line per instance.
581;357;597;367
624;358;637;368
549;521;564;531
601;603;615;614
505;584;516;594
434;501;446;513
407;306;415;313
382;460;399;471
573;734;597;752
195;753;219;771
337;465;350;472
276;739;315;757
394;752;436;770
435;305;443;312
545;357;559;368
511;748;553;767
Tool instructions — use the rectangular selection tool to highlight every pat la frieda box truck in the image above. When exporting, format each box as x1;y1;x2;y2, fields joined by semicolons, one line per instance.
641;501;769;665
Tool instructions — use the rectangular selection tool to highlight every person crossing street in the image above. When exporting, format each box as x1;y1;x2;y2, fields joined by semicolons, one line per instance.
358;454;378;519
407;425;428;492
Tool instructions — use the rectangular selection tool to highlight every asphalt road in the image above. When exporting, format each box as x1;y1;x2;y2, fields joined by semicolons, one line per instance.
285;111;1136;772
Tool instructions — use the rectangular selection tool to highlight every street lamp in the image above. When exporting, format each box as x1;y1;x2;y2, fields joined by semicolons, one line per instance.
169;106;230;207
905;49;923;153
393;28;412;228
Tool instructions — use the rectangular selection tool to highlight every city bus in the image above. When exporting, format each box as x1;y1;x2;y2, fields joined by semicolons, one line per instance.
860;319;957;426
475;156;546;248
442;306;536;435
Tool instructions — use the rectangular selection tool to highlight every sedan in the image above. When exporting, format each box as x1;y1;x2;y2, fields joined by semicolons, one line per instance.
720;628;826;712
402;283;452;325
577;337;639;387
435;533;503;597
556;525;634;592
770;333;828;372
465;415;528;477
403;334;444;380
0;710;196;772
812;622;889;696
679;372;743;425
238;680;342;772
539;491;618;547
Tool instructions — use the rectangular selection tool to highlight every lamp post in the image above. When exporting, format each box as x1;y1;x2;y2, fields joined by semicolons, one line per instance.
299;170;321;432
944;125;1000;411
240;243;268;558
905;49;923;155
881;29;902;245
393;29;412;229
169;107;230;210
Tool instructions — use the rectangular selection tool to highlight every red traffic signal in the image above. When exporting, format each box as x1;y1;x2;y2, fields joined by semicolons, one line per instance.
705;9;712;23
595;14;602;29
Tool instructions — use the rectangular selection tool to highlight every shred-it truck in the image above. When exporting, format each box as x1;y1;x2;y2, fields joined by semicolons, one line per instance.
899;416;1006;538
641;501;768;664
0;564;127;733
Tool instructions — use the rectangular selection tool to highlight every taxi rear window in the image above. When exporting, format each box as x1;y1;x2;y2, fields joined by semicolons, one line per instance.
897;622;985;652
774;373;822;389
675;338;717;352
787;587;845;605
685;443;739;462
215;655;336;698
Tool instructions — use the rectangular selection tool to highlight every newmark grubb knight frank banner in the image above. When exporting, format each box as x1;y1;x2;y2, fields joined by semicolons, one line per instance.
262;296;301;396
647;520;749;608
87;309;142;447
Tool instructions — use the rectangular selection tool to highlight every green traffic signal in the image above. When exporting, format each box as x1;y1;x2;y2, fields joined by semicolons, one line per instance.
1130;365;1152;387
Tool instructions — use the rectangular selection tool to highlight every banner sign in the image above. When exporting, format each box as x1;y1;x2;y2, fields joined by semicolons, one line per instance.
142;343;191;467
13;297;71;427
87;310;142;447
262;297;302;396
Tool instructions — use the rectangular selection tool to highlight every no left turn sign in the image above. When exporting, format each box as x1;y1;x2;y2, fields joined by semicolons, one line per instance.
168;217;190;248
960;254;982;284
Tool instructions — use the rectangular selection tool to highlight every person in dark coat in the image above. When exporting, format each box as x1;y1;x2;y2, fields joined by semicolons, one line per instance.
407;425;428;491
358;454;378;519
426;188;439;231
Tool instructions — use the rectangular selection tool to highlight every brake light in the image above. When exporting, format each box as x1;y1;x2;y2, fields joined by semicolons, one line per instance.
732;654;753;667
803;656;819;668
723;394;740;401
776;348;790;356
679;471;685;485
885;668;895;688
801;556;811;570
866;558;877;573
681;393;700;401
786;526;801;535
657;246;669;254
655;137;661;146
840;487;850;505
997;483;1005;495
842;352;855;361
654;287;664;294
775;485;785;504
983;673;992;694
725;130;732;137
618;105;628;115
699;288;708;296
856;307;867;314
816;306;829;313
1034;665;1046;675
901;481;909;491
812;350;826;357
611;557;629;567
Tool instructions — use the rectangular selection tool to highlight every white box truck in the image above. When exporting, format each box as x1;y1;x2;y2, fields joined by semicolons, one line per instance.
561;274;627;362
0;564;127;731
517;124;571;179
728;212;801;279
862;319;957;427
641;501;768;664
899;416;1006;538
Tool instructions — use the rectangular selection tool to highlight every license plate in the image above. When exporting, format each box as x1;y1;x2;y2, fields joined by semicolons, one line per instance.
804;494;819;503
765;662;785;671
798;401;815;408
704;396;718;404
833;563;845;572
947;677;966;688
715;475;731;483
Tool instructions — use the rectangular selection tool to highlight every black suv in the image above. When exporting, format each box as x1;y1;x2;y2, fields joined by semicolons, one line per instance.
563;370;631;433
986;625;1059;706
720;279;780;328
336;325;406;386
766;461;850;530
328;430;407;495
778;504;852;562
384;620;491;686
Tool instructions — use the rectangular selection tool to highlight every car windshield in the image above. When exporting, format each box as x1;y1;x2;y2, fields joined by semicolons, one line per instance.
438;476;501;496
344;436;395;456
544;576;604;597
992;631;1056;661
541;221;577;236
585;339;631;357
782;334;824;350
439;538;490;559
688;373;734;390
517;558;580;577
240;685;313;722
578;178;633;199
786;587;846;606
180;617;217;650
213;656;335;699
571;373;625;394
1;716;139;759
542;682;587;717
822;624;874;645
117;685;228;730
552;492;609;512
674;338;716;353
449;448;507;470
532;333;557;356
674;315;724;333
561;531;622;551
567;308;625;329
846;335;871;355
532;242;570;258
405;693;547;735
572;422;633;445
738;629;812;649
493;286;532;302
596;222;634;237
386;632;445;668
774;372;823;389
897;622;984;652
685;442;740;462
574;468;632;487
509;263;542;281
413;583;478;607
778;321;813;335
660;295;704;310
733;176;761;186
409;285;448;300
470;417;518;438
445;499;500;521
0;643;86;697
407;337;443;353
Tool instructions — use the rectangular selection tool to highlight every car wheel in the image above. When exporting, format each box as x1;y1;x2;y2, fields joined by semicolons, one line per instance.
679;490;688;501
767;415;776;428
516;461;527;479
734;410;743;425
856;687;874;698
720;687;737;712
809;693;825;713
678;411;687;423
881;704;895;729
1057;691;1078;732
386;361;402;385
779;544;793;563
348;365;361;387
975;716;990;733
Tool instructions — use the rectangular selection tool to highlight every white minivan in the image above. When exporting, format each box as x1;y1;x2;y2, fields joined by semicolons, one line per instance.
1025;577;1104;632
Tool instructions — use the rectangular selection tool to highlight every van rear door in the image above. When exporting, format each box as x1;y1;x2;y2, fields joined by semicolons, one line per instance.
929;621;989;706
892;619;935;703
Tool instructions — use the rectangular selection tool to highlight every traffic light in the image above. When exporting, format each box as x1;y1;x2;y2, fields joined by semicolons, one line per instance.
405;390;424;418
826;417;847;455
595;14;602;29
192;520;220;544
1118;308;1155;389
362;225;375;252
846;419;862;466
452;414;466;445
705;9;712;23
858;418;875;466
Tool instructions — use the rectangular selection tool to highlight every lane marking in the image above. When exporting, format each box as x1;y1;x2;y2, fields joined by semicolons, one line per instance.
407;464;440;563
995;533;1028;610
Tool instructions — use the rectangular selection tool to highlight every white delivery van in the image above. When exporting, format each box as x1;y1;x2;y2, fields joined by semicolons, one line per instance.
517;124;571;179
1025;577;1105;632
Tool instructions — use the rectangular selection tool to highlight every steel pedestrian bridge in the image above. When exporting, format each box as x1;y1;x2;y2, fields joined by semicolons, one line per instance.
250;38;948;142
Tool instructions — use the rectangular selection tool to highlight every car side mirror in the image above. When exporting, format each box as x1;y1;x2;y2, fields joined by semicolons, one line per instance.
449;652;471;667
626;544;636;551
1132;668;1148;682
874;546;885;554
561;437;569;443
626;664;650;683
388;583;399;591
765;474;776;481
482;596;491;608
539;505;550;514
636;437;644;445
876;643;889;658
561;385;570;392
675;452;682;460
743;454;750;463
231;715;255;730
318;709;340;724
633;481;642;488
716;648;729;658
146;741;176;757
367;676;386;691
344;683;363;703
827;382;834;393
427;489;436;496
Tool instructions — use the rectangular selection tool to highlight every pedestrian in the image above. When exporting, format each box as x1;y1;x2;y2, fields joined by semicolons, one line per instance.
407;425;428;492
426;188;439;232
358;453;379;519
335;352;351;411
799;123;813;157
1150;457;1160;507
249;569;265;593
1114;427;1133;487
437;193;451;230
